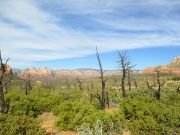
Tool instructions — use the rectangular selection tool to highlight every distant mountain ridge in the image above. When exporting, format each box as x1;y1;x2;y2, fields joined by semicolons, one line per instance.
12;56;180;79
13;67;122;79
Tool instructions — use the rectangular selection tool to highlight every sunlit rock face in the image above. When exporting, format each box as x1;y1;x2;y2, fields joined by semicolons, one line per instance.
19;67;54;79
171;56;180;68
16;68;122;79
142;56;180;74
13;56;180;79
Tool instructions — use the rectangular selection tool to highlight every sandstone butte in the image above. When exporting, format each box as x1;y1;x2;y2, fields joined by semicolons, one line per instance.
142;56;180;75
5;56;180;79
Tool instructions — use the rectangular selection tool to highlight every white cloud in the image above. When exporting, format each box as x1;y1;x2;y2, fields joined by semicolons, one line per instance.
0;0;180;68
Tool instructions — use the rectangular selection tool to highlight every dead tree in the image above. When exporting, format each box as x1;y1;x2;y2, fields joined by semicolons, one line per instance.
113;77;121;91
177;87;180;93
133;79;138;88
65;79;71;90
106;91;110;108
77;78;83;91
90;93;93;103
0;51;12;113
153;74;156;87
146;79;153;90
145;75;155;90
118;51;134;97
127;70;132;91
155;69;165;100
96;47;107;109
25;73;32;95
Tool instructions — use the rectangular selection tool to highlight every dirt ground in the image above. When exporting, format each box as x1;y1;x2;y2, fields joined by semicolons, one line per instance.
38;112;77;135
38;112;131;135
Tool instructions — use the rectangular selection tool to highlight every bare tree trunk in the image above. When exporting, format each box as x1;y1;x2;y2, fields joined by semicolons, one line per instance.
101;80;106;109
128;70;131;91
66;79;70;91
177;87;180;92
118;50;134;97
106;91;109;108
0;50;11;113
156;69;165;100
121;71;126;97
25;73;32;95
77;78;83;91
146;80;150;89
0;81;6;113
133;79;138;88
90;93;93;103
96;47;106;109
156;71;161;100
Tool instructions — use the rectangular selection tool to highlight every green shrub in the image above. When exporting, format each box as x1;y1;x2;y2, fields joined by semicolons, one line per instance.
171;76;180;81
7;92;63;117
118;96;180;135
0;114;45;135
77;120;106;135
54;101;112;132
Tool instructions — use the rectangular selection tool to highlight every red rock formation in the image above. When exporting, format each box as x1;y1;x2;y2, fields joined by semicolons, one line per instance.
142;56;180;75
19;67;53;79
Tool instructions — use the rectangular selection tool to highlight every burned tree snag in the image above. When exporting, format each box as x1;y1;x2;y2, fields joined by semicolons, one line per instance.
25;73;32;95
118;51;134;97
146;79;151;89
133;79;138;88
106;91;110;108
155;69;165;100
0;50;12;113
177;86;180;93
90;93;93;103
77;78;83;91
66;79;71;90
128;70;132;91
145;75;155;90
96;47;106;109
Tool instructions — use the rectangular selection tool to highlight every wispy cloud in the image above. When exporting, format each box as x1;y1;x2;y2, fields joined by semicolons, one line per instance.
0;0;180;67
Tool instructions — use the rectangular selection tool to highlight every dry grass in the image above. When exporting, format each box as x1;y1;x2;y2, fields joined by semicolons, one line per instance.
38;112;131;135
105;107;118;114
123;130;131;135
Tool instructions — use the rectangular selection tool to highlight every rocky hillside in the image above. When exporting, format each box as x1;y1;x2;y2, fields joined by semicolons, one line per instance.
13;56;180;79
142;56;180;74
171;56;180;69
14;68;121;79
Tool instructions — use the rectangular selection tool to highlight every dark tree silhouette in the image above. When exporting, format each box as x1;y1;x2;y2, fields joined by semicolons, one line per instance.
25;73;32;95
127;70;132;91
65;79;71;90
96;47;107;109
77;78;83;91
118;50;134;97
155;68;165;100
0;50;12;113
133;79;138;88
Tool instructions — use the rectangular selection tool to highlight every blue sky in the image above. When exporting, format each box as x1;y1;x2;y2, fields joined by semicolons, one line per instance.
34;46;180;70
0;0;180;69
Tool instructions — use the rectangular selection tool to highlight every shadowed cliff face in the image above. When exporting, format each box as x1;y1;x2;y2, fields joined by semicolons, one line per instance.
142;56;180;74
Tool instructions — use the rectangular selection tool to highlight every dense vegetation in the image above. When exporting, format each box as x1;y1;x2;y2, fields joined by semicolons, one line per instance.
0;73;180;135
